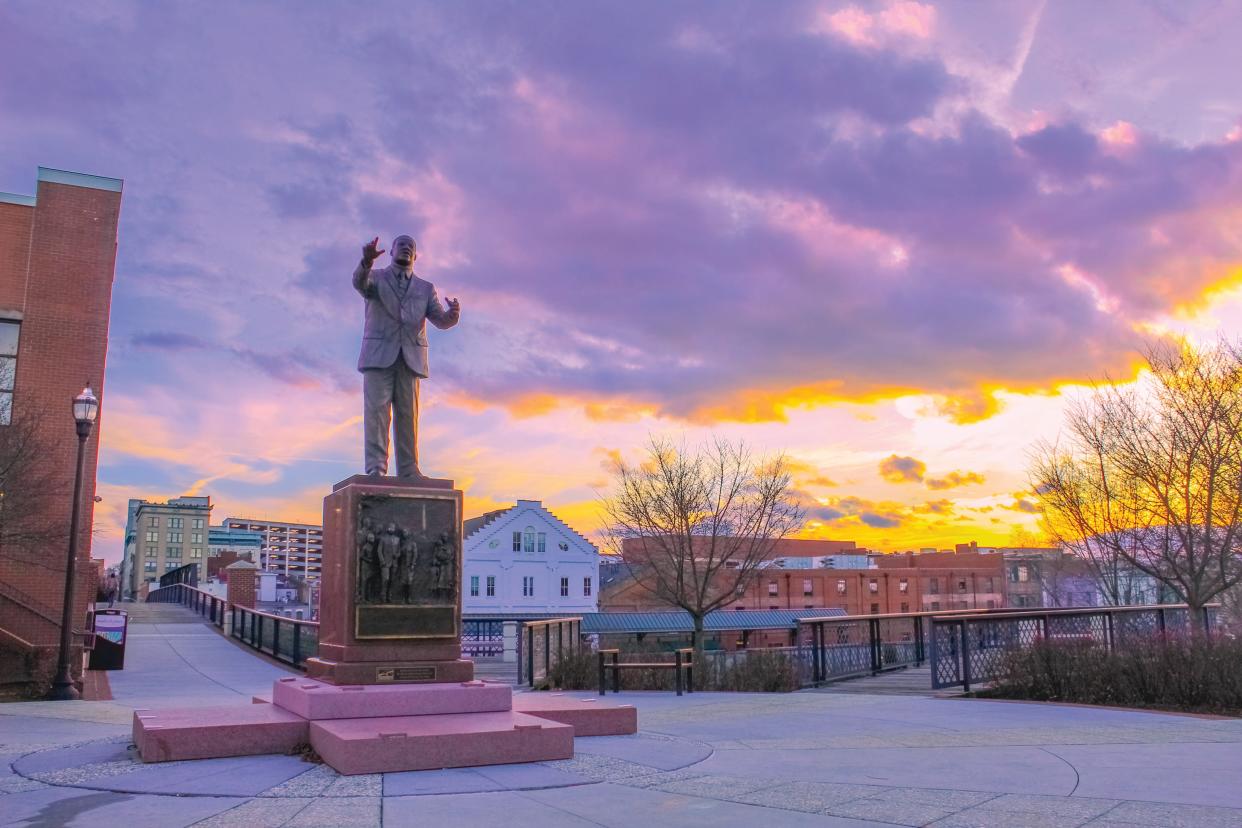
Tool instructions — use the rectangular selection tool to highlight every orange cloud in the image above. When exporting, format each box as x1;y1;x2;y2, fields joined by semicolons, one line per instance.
926;470;986;490
879;454;926;483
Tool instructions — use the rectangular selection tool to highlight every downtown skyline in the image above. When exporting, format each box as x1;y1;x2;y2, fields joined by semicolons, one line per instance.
3;1;1242;563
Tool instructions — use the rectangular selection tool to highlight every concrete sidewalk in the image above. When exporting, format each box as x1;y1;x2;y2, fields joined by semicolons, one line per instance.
3;606;1242;826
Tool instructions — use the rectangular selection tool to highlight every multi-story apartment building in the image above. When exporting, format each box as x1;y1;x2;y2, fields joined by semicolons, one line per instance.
124;496;214;594
219;517;323;581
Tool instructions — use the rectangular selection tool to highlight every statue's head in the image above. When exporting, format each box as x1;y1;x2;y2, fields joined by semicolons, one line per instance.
391;235;417;267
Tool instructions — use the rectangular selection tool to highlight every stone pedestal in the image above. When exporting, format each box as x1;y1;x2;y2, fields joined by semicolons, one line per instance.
307;474;473;684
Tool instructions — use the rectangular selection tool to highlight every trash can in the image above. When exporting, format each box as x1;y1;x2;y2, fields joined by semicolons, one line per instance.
89;609;129;670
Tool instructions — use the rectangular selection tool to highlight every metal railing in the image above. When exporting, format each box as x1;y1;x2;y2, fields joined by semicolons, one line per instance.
798;608;987;686
230;604;319;670
147;583;319;669
930;603;1221;692
146;582;227;629
518;617;582;688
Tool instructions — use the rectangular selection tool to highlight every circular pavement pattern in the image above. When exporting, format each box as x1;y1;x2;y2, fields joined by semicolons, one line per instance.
12;733;713;799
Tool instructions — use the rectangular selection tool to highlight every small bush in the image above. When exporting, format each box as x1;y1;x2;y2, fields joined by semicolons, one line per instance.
543;647;801;693
981;634;1242;715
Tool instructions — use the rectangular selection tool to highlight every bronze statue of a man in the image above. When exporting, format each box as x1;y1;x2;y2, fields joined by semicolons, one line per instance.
353;235;460;477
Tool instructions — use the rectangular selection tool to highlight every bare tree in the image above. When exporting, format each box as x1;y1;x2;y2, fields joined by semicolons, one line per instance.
1031;339;1242;618
601;437;804;653
0;407;68;572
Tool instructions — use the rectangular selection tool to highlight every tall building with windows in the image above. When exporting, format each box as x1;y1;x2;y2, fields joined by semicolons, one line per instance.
0;167;121;694
124;497;214;594
219;517;323;581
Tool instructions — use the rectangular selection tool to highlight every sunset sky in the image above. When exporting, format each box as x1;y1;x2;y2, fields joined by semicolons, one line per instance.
4;1;1242;565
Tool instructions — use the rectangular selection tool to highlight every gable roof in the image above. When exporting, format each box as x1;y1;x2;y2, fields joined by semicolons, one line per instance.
463;501;597;553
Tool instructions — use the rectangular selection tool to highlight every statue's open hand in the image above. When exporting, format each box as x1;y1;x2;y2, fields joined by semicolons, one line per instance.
446;297;461;314
362;236;386;262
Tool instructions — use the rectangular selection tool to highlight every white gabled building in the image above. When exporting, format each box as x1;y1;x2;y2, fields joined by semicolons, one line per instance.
462;499;599;616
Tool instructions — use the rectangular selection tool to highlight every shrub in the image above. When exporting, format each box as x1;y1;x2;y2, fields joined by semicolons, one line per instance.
981;634;1242;715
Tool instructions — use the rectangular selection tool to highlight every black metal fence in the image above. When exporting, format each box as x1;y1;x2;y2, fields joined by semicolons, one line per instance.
230;604;319;670
930;604;1220;691
146;582;226;628
518;617;582;688
798;609;986;685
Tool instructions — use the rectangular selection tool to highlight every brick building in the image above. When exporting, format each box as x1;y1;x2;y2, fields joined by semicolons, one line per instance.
123;496;214;596
602;542;1006;647
0;167;121;696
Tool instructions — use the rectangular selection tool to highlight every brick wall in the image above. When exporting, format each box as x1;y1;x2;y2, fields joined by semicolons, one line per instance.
227;568;259;609
0;171;120;691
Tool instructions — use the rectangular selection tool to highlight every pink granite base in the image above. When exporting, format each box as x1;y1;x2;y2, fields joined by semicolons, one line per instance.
271;676;511;720
133;703;308;763
511;693;638;737
309;711;574;774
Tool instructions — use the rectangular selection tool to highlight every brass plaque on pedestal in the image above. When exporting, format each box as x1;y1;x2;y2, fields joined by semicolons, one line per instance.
376;666;437;683
355;605;457;639
353;492;460;640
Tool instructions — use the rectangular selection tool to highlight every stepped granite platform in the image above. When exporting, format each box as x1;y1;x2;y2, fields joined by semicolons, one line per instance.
133;676;636;773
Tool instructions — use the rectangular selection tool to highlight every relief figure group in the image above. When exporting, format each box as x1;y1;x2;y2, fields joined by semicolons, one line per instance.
356;516;456;604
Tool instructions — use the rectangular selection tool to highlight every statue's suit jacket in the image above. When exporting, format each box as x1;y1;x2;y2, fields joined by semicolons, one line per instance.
353;262;459;376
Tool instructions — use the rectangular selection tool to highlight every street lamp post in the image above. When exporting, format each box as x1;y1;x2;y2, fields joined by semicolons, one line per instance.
48;384;99;701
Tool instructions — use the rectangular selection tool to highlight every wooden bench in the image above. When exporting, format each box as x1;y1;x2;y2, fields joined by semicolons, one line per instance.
598;648;694;696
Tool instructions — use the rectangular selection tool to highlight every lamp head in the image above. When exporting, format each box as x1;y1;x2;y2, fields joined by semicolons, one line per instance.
72;384;99;425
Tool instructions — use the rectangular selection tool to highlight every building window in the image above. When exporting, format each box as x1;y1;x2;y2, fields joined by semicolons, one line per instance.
166;547;182;558
144;561;157;572
192;518;204;529
1017;565;1029;582
145;530;157;543
192;533;203;544
168;532;183;543
931;601;941;611
470;576;479;597
170;517;183;529
837;579;846;595
538;533;547;554
768;581;779;596
900;602;909;613
899;578;909;593
512;531;521;552
802;578;813;596
560;577;569;597
929;577;940;594
524;530;536;554
987;599;996;609
868;579;878;593
870;603;880;614
0;320;19;424
986;577;994;593
583;577;592;597
958;580;968;593
522;576;534;597
148;516;160;527
486;576;495;597
145;546;156;557
190;548;202;558
165;561;180;572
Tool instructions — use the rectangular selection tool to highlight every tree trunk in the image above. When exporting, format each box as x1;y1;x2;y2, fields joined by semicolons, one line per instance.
692;613;705;690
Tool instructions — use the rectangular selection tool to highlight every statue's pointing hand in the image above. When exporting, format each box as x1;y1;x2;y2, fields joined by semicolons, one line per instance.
446;297;461;314
362;236;386;263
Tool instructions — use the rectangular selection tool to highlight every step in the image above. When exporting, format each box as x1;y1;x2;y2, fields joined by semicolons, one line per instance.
309;711;573;775
134;703;308;763
271;676;512;720
512;693;638;736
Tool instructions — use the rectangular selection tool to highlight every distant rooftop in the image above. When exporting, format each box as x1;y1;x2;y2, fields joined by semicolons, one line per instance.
0;166;123;206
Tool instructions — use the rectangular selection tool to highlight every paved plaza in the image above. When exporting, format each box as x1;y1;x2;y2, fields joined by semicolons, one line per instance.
2;605;1242;827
